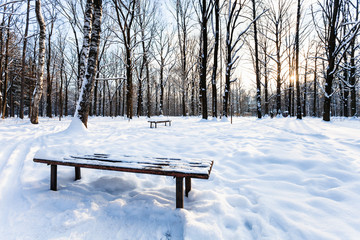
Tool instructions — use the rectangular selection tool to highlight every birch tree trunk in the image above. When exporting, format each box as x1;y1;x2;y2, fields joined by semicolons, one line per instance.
76;0;102;127
79;0;93;91
30;0;46;124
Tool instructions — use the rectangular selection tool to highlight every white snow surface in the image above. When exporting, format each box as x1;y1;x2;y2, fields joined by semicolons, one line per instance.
0;116;360;240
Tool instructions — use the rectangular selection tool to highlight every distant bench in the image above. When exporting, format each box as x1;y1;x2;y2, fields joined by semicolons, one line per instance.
148;120;171;128
33;153;213;209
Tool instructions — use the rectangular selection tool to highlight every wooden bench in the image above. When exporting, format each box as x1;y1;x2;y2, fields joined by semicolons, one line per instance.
33;153;213;208
148;120;171;128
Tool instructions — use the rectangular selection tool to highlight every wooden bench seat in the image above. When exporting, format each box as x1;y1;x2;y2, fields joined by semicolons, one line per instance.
148;120;171;128
33;153;213;208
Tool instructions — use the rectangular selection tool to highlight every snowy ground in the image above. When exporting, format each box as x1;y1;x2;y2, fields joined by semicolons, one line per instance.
0;116;359;240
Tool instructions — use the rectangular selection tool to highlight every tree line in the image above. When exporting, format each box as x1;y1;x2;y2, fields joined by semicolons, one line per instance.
0;0;359;126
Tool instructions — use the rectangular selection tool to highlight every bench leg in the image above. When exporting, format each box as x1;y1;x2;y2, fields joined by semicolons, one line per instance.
176;177;184;208
155;123;157;128
75;167;81;180
50;165;57;191
185;177;191;197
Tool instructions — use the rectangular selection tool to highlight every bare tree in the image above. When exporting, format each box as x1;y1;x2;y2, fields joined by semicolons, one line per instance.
313;0;360;121
172;0;193;116
113;0;137;119
348;0;359;117
30;0;46;124
136;0;156;117
19;0;31;119
198;0;213;119
267;0;291;116
223;0;252;117
153;25;174;116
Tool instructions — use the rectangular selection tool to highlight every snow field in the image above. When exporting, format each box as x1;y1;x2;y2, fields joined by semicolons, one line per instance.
0;116;359;239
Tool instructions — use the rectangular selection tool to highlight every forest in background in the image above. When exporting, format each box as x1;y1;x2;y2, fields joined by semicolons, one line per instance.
0;0;359;124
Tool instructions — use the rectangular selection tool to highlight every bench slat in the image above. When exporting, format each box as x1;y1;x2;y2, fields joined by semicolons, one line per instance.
34;153;213;179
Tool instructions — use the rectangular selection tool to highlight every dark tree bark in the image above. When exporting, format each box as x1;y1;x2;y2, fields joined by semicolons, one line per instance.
199;0;212;119
211;0;219;118
303;53;308;117
252;0;261;119
46;20;55;118
59;58;64;119
20;0;31;119
323;0;340;122
0;16;4;113
264;41;269;116
1;10;11;119
349;36;356;117
295;0;302;119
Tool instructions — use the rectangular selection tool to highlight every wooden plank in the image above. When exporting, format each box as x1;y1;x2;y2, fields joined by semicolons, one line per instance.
176;177;184;208
34;154;214;179
34;158;212;179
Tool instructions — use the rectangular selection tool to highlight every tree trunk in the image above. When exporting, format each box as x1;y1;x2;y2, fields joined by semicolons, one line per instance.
76;0;103;127
20;0;31;119
313;49;318;117
264;42;269;115
276;25;282;115
59;58;64;119
295;0;302;119
1;14;11;119
323;0;340;122
30;0;46;124
252;0;261;119
0;16;4;113
211;0;219;118
46;20;54;118
160;60;164;115
303;56;308;117
147;69;151;117
349;38;356;117
200;0;208;119
78;0;93;91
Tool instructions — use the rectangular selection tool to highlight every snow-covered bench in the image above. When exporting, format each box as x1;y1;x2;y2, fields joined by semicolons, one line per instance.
33;153;213;208
148;120;171;128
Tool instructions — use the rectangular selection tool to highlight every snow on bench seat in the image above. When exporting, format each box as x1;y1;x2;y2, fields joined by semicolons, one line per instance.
33;152;214;208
